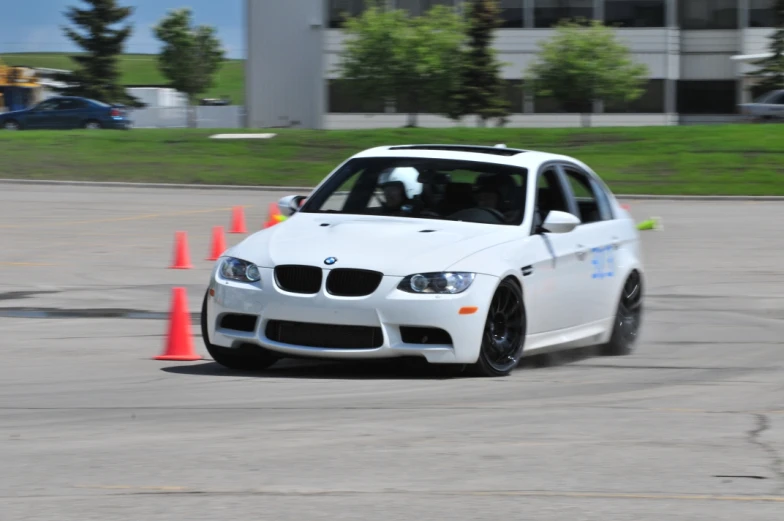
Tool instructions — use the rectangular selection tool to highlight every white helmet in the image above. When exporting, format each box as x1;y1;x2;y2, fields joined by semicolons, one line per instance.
378;166;423;199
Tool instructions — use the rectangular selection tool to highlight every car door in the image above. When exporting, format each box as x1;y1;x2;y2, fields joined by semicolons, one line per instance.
556;162;621;325
524;164;584;334
25;99;63;129
53;98;85;128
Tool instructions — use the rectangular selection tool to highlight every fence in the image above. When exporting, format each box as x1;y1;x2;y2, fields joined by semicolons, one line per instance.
107;105;748;129
129;105;245;129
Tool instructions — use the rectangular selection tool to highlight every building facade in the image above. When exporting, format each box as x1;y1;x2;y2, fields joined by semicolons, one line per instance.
246;0;778;129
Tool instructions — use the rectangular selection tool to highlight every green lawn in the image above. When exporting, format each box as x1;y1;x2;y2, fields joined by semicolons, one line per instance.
0;126;782;195
0;52;245;104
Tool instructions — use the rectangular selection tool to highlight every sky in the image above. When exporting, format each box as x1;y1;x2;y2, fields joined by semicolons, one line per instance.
0;0;245;59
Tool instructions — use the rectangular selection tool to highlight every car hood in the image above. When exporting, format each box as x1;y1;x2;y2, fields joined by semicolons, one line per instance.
0;108;29;117
227;212;521;276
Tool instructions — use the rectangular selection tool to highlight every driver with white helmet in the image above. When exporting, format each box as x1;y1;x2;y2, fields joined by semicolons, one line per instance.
377;166;424;215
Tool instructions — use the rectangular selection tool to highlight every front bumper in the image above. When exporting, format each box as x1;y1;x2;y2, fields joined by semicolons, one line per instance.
205;267;499;364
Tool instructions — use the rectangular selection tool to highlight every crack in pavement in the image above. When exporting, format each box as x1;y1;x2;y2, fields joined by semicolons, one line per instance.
1;487;781;503
748;414;784;495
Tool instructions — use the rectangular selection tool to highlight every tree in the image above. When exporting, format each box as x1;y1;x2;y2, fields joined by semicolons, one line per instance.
746;0;784;100
525;19;648;127
335;1;466;127
52;0;143;107
153;7;226;127
448;0;510;127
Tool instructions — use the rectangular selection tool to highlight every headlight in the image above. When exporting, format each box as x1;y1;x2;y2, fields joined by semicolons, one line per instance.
398;272;475;294
219;257;261;283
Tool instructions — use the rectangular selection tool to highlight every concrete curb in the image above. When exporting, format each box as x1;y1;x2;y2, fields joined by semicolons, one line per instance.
2;178;784;201
0;178;311;192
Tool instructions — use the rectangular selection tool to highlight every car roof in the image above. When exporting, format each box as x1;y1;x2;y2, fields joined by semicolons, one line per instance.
351;144;584;171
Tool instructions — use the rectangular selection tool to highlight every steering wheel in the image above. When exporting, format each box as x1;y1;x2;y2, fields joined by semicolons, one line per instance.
474;206;507;223
447;207;507;223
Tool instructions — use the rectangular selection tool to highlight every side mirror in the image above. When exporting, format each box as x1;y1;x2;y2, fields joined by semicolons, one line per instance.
541;210;580;234
278;195;306;217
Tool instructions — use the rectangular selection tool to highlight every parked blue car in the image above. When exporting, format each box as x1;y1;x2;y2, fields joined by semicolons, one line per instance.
0;96;132;130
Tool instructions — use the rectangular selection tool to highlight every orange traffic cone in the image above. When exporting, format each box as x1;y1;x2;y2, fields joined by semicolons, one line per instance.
229;206;247;234
155;287;202;361
207;225;227;260
169;231;194;269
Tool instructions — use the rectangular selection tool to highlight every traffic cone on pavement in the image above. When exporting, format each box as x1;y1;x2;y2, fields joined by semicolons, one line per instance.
155;287;202;361
206;225;227;260
229;206;247;234
169;231;194;269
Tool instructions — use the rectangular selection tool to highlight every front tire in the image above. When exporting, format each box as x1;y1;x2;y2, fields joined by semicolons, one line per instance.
600;270;643;356
3;120;20;130
467;278;526;377
200;290;280;371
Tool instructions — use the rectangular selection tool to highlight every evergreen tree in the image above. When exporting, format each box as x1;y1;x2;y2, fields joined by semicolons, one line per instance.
747;1;784;99
447;0;510;127
53;0;142;107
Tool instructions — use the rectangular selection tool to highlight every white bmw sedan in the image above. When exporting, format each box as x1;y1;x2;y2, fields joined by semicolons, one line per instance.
201;144;645;377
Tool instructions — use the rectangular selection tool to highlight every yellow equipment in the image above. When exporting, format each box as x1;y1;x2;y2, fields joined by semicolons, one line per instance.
0;58;44;111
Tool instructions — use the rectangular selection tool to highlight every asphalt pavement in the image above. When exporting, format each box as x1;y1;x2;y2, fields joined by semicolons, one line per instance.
1;184;783;521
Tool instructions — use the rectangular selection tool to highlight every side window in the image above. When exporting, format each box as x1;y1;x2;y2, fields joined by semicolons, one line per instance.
534;167;570;227
36;99;60;111
562;167;609;224
56;100;79;110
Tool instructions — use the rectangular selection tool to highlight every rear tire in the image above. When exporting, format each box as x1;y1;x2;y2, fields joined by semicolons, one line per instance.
466;278;526;377
200;290;280;371
83;120;102;129
600;270;643;356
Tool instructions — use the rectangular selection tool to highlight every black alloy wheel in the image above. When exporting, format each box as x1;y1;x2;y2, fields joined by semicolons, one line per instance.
601;270;643;356
467;278;526;377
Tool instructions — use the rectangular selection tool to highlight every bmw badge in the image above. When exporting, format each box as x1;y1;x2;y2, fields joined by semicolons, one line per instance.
324;257;337;265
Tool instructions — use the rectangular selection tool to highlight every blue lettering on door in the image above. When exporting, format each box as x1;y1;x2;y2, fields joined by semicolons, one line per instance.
591;245;614;279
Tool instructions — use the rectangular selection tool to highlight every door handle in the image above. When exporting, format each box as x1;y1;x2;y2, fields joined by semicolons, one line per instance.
611;236;620;250
575;244;588;260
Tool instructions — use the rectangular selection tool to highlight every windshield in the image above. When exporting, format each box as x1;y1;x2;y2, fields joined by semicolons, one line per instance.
299;157;528;226
753;90;781;104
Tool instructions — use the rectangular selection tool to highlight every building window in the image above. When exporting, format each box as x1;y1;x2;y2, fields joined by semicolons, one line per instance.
534;0;594;28
394;0;455;16
676;81;737;114
327;80;387;113
499;0;525;28
604;0;666;28
749;0;776;27
328;0;367;29
604;80;665;113
678;0;738;30
532;93;595;113
504;80;525;113
533;95;565;113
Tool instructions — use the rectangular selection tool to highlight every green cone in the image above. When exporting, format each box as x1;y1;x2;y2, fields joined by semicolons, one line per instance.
637;218;657;231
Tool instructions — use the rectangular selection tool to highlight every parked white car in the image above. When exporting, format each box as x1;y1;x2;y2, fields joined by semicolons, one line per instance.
201;144;645;377
738;89;784;122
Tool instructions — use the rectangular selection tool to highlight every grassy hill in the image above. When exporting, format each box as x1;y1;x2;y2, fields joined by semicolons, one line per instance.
0;52;245;104
0;126;782;195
